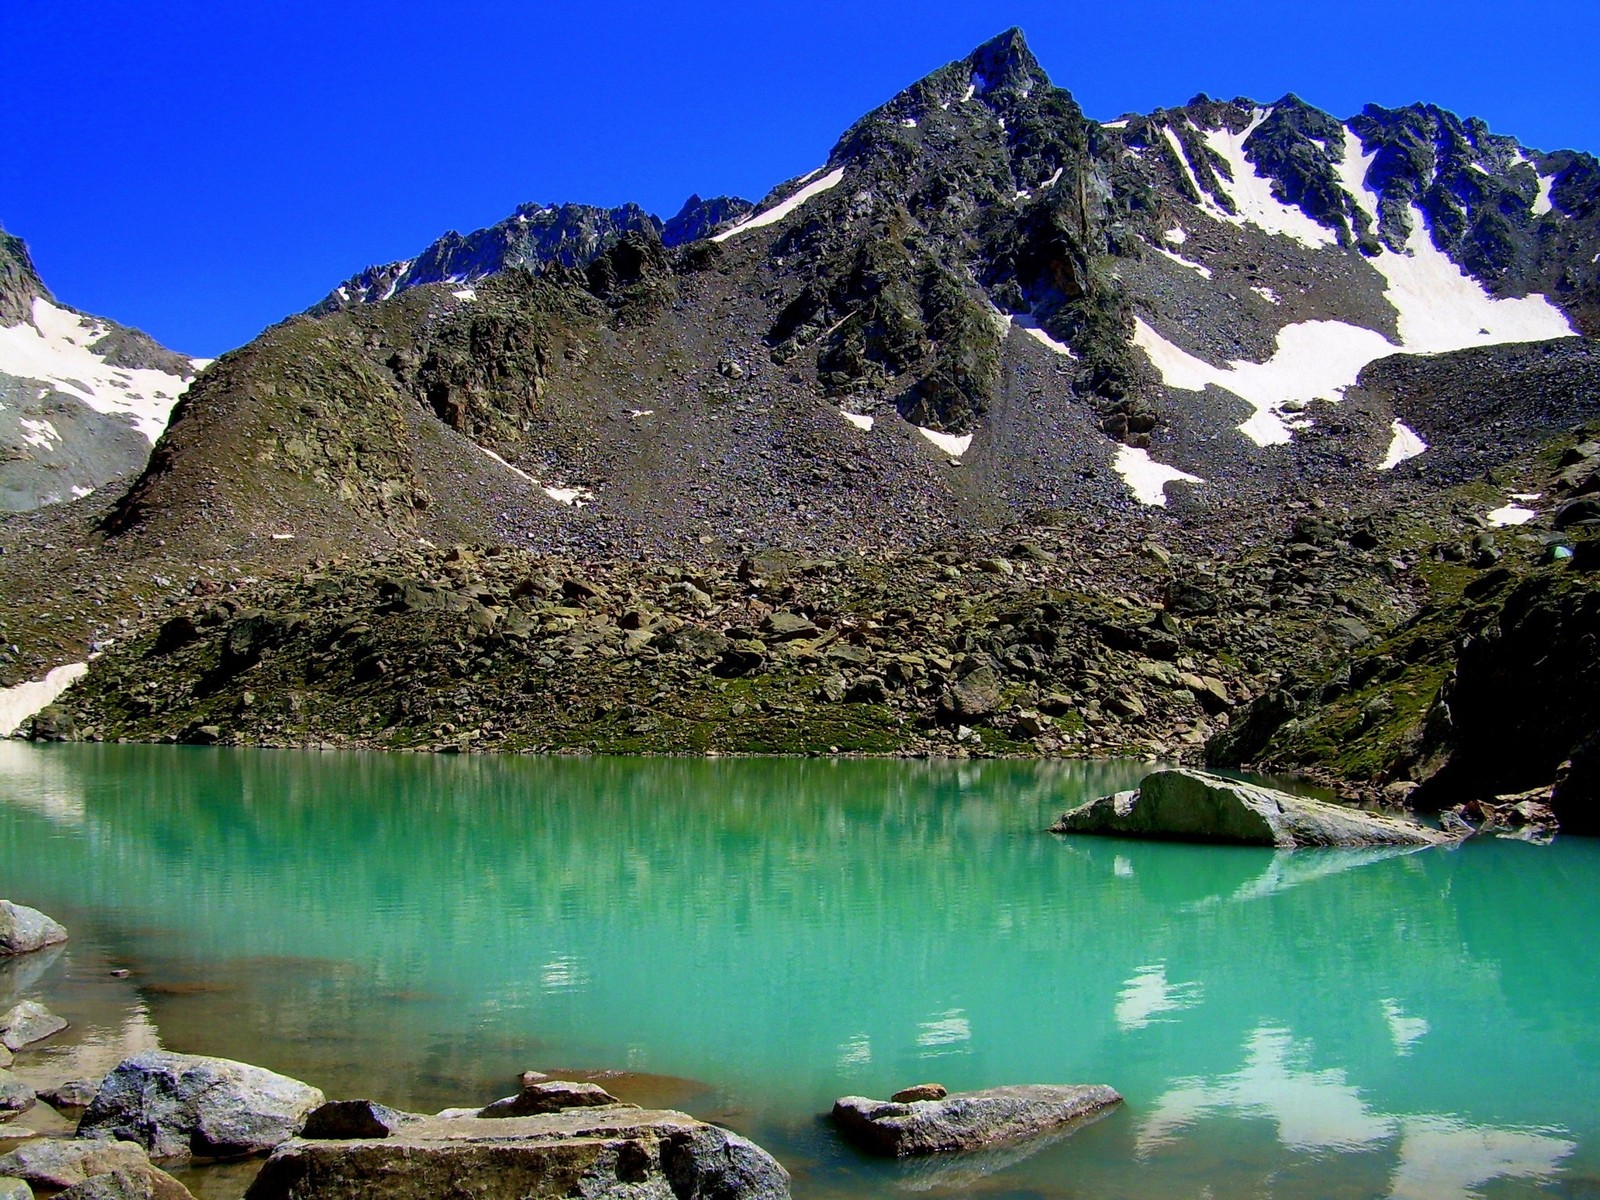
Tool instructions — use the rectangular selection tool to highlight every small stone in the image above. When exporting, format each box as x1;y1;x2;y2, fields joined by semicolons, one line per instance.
478;1080;621;1118
0;1069;36;1119
40;1079;100;1109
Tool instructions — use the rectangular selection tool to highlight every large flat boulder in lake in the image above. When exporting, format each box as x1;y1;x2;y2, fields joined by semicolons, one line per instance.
1049;768;1451;848
831;1084;1121;1156
0;901;68;956
76;1050;325;1160
245;1107;790;1200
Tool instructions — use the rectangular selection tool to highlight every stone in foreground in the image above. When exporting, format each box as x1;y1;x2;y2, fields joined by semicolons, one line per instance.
0;1069;35;1120
0;901;68;956
831;1084;1121;1156
0;1138;193;1199
244;1107;790;1199
0;1001;68;1051
1050;768;1452;848
76;1050;325;1160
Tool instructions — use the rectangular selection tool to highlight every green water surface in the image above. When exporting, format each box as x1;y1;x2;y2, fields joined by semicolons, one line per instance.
1;743;1596;1199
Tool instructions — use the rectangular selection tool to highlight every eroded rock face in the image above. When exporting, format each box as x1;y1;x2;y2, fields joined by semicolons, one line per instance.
1050;768;1450;848
244;1107;789;1200
0;1138;193;1199
831;1084;1121;1156
76;1051;324;1160
0;901;68;956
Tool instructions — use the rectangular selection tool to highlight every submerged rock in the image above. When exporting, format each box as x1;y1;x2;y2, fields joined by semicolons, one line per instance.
831;1084;1121;1156
0;1000;67;1051
0;901;68;956
244;1106;789;1200
0;1139;193;1199
76;1050;325;1160
1050;768;1451;848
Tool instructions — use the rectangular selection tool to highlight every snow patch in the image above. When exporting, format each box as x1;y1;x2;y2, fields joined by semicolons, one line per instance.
0;298;196;443
0;662;88;737
711;167;846;242
18;417;59;449
70;485;94;499
899;117;917;129
1379;420;1428;469
1251;286;1280;304
1163;226;1187;245
1133;317;1393;447
1487;502;1537;527
1042;166;1064;189
1533;172;1557;217
627;408;654;418
960;84;975;103
1101;119;1129;129
451;287;477;302
840;409;874;431
1202;110;1339;249
1114;444;1202;506
542;485;594;506
918;427;973;456
1153;244;1213;279
1011;312;1077;357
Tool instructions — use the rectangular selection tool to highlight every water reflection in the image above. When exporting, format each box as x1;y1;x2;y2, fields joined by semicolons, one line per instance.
0;743;1596;1200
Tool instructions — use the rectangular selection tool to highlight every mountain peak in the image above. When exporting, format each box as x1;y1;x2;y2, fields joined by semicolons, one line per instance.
965;27;1049;96
0;224;52;327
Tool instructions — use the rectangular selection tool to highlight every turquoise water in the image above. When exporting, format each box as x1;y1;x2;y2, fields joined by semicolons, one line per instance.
1;743;1597;1199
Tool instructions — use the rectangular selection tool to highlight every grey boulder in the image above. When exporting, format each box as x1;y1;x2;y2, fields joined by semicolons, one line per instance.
40;1078;101;1109
0;901;68;957
0;1139;192;1199
0;1176;29;1200
831;1084;1121;1156
0;1069;35;1119
76;1050;324;1160
244;1106;789;1200
1050;768;1452;848
0;1000;68;1051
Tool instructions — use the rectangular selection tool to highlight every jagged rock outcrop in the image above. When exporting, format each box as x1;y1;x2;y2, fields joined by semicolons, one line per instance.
1050;768;1450;847
831;1084;1121;1155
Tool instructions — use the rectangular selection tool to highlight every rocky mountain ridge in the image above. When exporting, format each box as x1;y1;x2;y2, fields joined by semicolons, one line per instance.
0;225;202;511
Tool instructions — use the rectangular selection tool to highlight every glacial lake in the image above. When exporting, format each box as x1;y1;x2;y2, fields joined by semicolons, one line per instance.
1;743;1598;1199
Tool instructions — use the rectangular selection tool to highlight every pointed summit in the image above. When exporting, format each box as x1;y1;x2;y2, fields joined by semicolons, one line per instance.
966;27;1049;96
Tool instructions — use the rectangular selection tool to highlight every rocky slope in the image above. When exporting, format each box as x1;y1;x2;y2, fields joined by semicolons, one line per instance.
4;28;1600;825
0;225;203;511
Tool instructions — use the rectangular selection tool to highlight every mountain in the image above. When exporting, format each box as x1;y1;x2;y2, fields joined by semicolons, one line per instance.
5;29;1600;829
312;195;754;314
0;224;204;510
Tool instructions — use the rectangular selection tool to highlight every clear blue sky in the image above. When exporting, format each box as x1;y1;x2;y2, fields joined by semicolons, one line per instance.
5;0;1598;358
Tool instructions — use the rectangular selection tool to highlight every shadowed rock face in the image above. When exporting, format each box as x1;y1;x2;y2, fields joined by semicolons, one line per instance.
244;1108;790;1200
831;1084;1122;1156
1050;768;1450;847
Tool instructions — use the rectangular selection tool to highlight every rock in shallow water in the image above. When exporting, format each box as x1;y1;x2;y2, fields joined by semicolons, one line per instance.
0;1069;35;1120
831;1084;1122;1156
0;901;68;956
0;1000;67;1051
76;1050;324;1160
1050;768;1451;848
244;1107;789;1200
0;1139;192;1199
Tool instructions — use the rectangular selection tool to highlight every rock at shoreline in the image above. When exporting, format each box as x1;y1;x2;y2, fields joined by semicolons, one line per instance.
831;1084;1122;1156
40;1079;100;1110
0;901;68;956
0;1069;35;1120
76;1050;325;1160
300;1099;412;1139
479;1080;621;1118
244;1107;789;1200
0;1139;193;1199
1050;768;1452;848
0;1000;68;1051
891;1083;947;1103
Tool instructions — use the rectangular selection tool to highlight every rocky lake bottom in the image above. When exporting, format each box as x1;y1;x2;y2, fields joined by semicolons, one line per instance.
1;743;1597;1198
